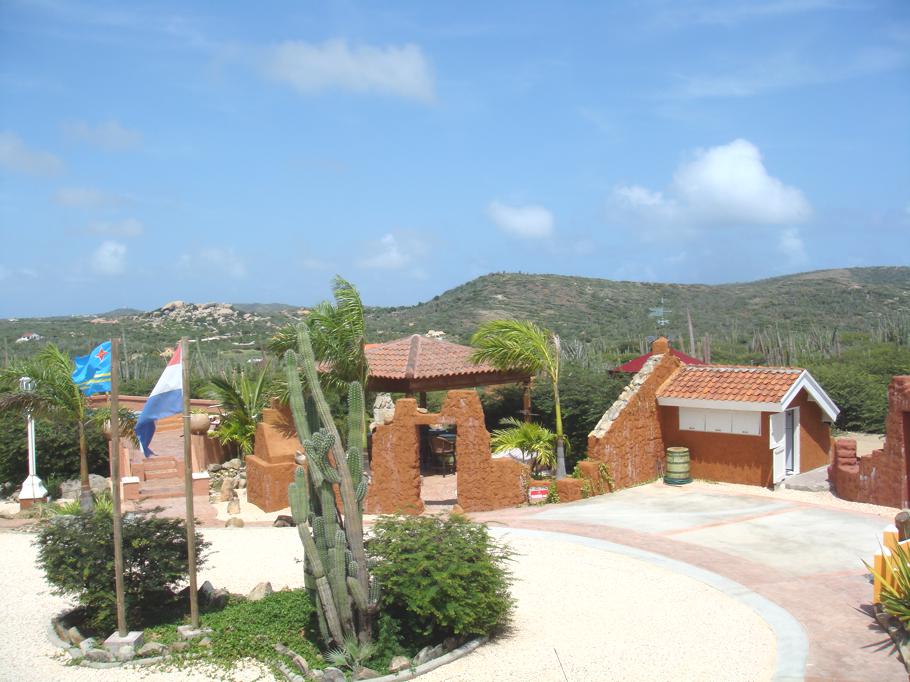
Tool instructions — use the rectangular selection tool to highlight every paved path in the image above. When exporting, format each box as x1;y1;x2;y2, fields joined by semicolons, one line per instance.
470;480;905;682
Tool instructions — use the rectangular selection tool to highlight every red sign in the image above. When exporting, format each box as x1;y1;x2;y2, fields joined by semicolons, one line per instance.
528;486;549;503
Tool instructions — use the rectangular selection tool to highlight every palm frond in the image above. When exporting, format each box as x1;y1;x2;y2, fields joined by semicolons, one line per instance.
470;319;553;375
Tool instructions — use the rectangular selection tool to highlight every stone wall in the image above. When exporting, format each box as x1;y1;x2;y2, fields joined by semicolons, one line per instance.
365;390;529;514
587;351;682;489
246;406;299;513
830;376;910;508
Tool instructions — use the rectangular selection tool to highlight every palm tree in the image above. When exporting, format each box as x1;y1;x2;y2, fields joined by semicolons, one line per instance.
490;417;559;472
268;276;368;389
268;275;368;445
0;344;95;510
206;365;273;458
470;319;567;478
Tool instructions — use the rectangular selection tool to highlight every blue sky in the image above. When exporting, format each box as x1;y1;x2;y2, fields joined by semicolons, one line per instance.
1;0;908;317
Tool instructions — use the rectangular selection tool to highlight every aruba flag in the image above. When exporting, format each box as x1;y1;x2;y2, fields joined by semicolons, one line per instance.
72;341;112;396
135;344;184;457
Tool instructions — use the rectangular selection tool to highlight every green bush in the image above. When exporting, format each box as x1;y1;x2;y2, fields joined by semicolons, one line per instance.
0;412;108;490
367;514;514;648
36;509;209;633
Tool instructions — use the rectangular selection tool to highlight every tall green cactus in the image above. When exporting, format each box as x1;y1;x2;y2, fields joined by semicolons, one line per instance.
286;324;378;647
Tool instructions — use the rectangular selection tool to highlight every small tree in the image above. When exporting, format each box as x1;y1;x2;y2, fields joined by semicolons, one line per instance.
206;365;272;457
471;320;567;478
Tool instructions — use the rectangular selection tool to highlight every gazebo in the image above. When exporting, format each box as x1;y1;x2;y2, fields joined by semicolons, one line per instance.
364;334;532;407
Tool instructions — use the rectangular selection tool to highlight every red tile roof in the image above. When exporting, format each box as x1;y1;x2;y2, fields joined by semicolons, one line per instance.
613;348;706;374
657;365;804;403
365;335;498;380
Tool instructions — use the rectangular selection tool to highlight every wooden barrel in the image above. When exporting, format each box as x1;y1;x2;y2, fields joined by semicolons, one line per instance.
664;447;692;485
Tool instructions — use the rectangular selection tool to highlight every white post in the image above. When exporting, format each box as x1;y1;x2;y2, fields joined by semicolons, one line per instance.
19;376;47;508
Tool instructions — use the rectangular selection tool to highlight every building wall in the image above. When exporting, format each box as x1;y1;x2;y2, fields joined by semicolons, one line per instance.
587;351;682;489
659;406;772;486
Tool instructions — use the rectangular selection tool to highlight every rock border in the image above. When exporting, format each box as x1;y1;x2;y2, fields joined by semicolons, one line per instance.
46;607;169;668
276;637;488;682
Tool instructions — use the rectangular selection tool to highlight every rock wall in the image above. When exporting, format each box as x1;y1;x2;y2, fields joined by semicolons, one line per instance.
365;390;529;514
246;407;299;513
587;352;682;489
830;376;910;508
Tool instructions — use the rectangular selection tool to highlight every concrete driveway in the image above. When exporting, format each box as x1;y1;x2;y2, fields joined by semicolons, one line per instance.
471;481;904;682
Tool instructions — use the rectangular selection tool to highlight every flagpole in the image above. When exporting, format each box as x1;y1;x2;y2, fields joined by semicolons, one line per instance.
181;337;200;629
109;338;128;637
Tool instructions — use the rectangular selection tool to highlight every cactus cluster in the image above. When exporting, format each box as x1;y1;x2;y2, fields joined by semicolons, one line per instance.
285;324;377;647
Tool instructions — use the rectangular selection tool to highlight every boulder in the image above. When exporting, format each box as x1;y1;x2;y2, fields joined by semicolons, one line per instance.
137;641;167;657
355;667;380;680
225;458;242;470
225;517;245;528
273;515;296;527
413;644;444;666
85;648;113;663
115;645;136;662
219;478;234;502
387;656;410;673
246;581;273;602
170;640;189;653
207;463;223;474
226;498;241;515
60;474;109;500
78;637;96;653
322;668;346;682
67;626;86;645
198;580;216;604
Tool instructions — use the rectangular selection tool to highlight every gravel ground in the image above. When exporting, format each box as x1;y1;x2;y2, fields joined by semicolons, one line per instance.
0;524;775;682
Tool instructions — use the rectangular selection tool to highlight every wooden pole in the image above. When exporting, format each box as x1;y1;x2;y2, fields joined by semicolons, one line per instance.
109;338;128;637
180;337;200;629
687;307;696;361
522;379;532;423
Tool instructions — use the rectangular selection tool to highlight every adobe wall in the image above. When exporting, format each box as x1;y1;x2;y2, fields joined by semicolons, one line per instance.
246;406;300;513
659;407;772;486
830;376;910;508
587;352;682;489
365;390;529;514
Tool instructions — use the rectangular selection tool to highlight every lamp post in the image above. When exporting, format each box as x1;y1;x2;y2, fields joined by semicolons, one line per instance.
18;376;47;509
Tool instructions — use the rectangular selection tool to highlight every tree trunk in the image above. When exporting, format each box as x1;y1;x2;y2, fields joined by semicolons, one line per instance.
553;383;567;479
78;420;93;512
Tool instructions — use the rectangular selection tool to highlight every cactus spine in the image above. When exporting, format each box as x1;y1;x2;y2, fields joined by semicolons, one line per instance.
286;324;378;647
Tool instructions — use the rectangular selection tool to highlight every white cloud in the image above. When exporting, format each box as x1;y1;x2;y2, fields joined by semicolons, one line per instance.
487;201;555;238
0;132;64;175
611;139;811;227
87;218;144;237
360;234;411;269
778;227;808;265
55;186;126;208
264;39;434;101
63;120;143;151
91;241;127;275
200;248;246;279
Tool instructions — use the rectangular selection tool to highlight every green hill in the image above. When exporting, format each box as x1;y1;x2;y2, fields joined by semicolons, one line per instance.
364;266;910;345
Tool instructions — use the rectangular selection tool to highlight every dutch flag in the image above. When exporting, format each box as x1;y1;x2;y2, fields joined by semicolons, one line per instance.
135;344;184;457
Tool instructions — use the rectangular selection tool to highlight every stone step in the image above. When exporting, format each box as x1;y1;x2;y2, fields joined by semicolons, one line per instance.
138;478;186;500
144;458;181;470
144;468;180;480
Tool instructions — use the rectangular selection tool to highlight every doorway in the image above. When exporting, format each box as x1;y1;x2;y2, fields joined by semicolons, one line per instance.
785;407;800;475
420;424;458;512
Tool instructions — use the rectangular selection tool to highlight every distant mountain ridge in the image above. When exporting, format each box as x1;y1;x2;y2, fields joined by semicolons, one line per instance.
4;268;908;356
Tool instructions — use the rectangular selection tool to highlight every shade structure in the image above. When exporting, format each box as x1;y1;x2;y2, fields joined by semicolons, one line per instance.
363;335;531;393
612;348;706;374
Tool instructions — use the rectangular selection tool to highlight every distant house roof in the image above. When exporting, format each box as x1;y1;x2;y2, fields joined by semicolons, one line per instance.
656;365;840;421
613;348;706;374
363;335;531;393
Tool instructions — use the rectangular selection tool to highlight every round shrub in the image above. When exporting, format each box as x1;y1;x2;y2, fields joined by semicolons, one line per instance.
367;514;514;648
36;509;209;633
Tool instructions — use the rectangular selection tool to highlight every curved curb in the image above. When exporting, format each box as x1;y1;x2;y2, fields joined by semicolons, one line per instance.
494;528;808;682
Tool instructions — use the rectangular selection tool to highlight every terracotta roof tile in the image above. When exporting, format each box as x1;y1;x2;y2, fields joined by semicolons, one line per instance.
365;335;498;380
657;365;803;403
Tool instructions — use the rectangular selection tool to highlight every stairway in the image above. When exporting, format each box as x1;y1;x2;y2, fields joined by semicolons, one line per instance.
137;456;185;500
